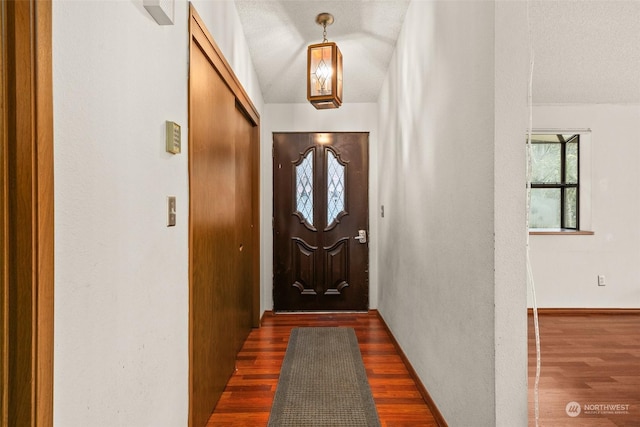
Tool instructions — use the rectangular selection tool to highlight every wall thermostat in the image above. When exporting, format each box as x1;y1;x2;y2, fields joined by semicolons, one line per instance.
166;121;181;154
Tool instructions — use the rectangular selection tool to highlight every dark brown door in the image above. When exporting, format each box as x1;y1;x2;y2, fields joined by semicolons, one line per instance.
273;132;369;311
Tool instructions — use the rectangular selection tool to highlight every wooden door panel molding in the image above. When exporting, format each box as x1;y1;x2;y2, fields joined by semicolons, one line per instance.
273;132;369;312
324;237;349;295
291;237;317;296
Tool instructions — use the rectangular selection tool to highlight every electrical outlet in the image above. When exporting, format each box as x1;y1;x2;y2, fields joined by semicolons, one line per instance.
598;275;606;286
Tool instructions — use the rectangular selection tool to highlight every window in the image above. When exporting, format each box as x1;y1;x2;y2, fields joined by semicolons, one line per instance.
295;149;314;226
326;149;345;227
529;134;579;229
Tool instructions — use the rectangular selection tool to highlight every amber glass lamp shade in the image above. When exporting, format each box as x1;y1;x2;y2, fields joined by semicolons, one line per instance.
307;42;343;109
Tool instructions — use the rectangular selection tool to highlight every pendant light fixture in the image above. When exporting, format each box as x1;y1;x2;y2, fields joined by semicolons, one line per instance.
307;13;343;109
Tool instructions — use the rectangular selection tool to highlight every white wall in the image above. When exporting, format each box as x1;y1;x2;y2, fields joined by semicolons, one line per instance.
261;103;379;312
530;105;640;308
53;1;262;425
494;2;529;425
377;1;527;425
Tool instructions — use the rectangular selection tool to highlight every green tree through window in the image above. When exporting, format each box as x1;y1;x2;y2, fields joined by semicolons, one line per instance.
529;134;579;229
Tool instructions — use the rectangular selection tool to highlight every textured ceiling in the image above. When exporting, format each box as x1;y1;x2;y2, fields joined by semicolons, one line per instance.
234;1;640;105
530;1;640;104
234;0;410;104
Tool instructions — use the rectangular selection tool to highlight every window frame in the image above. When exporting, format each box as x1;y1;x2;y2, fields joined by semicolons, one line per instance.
529;133;580;230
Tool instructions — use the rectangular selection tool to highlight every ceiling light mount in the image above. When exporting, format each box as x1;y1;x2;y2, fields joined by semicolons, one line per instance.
315;13;334;42
307;13;343;109
315;13;334;26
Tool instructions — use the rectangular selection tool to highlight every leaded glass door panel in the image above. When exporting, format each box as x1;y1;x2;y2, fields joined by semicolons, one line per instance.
273;132;369;311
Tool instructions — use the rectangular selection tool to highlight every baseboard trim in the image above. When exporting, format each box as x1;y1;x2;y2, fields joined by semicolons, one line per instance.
528;308;640;315
371;310;448;427
260;310;273;325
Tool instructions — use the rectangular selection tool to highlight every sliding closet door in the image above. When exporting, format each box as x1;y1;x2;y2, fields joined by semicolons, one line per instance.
189;6;260;427
190;39;237;427
234;107;255;351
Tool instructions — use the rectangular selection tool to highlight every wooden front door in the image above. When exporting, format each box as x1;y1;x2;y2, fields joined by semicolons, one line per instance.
273;132;369;311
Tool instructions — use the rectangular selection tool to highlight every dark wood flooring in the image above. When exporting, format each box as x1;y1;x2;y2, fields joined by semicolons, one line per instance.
205;311;640;426
206;312;438;426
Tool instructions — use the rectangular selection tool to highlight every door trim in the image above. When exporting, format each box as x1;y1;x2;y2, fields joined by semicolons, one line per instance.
1;0;54;425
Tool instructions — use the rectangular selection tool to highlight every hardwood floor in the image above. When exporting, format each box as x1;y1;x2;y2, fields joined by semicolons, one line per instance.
528;313;640;427
206;311;640;426
206;312;439;426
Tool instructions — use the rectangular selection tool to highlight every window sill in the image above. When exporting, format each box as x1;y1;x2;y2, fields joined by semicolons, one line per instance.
529;229;594;236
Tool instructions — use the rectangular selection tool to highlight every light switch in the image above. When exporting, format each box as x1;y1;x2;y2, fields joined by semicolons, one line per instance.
166;121;181;154
167;196;176;227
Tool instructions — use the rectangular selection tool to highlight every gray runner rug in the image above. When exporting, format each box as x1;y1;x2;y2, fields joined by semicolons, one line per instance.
268;327;381;427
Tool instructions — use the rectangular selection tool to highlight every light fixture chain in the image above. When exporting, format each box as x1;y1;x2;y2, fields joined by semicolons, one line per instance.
322;23;327;42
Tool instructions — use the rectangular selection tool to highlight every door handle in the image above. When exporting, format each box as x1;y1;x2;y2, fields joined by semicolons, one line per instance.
354;230;367;244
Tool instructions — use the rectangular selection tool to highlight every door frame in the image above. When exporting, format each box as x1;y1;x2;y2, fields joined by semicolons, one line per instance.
188;5;261;426
1;0;54;425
